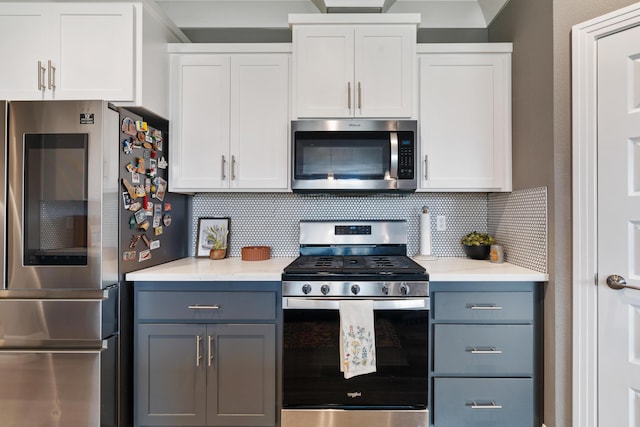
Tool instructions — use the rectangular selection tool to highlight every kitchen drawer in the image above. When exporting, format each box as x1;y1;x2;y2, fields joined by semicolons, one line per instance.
433;291;533;322
137;291;277;321
434;324;533;375
433;378;534;427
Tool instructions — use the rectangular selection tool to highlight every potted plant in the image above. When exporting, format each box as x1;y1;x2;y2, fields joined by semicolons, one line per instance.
205;224;228;260
461;231;496;260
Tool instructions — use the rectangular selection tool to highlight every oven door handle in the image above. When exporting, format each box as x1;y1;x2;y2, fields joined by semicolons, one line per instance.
282;297;429;311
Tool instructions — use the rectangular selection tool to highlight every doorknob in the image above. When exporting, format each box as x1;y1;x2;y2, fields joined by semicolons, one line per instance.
606;274;640;291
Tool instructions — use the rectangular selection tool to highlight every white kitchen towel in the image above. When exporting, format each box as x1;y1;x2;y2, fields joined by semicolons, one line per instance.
339;300;376;379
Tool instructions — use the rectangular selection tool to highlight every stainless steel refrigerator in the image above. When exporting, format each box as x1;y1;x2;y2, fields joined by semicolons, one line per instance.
0;100;189;427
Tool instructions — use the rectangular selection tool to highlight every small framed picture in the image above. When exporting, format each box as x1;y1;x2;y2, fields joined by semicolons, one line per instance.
196;217;230;258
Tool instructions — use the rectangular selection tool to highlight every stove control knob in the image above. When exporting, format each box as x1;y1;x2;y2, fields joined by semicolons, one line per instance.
302;284;312;295
381;284;390;295
351;284;360;295
321;284;330;295
399;283;410;296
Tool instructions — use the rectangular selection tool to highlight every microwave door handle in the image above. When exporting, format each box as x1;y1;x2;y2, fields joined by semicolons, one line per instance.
389;132;399;179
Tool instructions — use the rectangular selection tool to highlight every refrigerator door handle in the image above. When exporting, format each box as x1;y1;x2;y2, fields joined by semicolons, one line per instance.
0;339;110;353
0;286;117;301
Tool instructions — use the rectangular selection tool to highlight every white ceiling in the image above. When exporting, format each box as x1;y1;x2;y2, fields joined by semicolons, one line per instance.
154;0;511;29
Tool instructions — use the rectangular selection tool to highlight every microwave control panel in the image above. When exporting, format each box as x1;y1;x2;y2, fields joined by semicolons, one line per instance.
397;131;415;179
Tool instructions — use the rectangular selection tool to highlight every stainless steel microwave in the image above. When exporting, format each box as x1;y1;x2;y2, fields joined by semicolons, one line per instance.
291;119;418;193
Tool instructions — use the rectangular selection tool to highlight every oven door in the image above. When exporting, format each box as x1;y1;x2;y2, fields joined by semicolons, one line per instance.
282;297;429;409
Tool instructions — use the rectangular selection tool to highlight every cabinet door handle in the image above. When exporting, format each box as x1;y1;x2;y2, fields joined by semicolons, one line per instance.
47;60;56;90
347;82;352;110
221;155;226;180
424;155;428;180
467;304;503;310
231;155;236;180
208;335;214;367
188;304;221;310
196;335;202;367
468;401;503;410
467;346;503;354
357;81;362;110
37;61;46;91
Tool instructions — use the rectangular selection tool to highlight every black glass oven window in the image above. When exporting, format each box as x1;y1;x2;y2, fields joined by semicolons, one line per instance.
294;131;390;180
24;134;88;265
283;309;428;409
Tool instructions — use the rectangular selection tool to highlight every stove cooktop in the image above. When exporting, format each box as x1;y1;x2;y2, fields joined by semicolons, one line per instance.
283;255;426;275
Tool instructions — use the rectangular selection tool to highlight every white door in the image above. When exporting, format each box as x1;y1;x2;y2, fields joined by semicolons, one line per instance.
597;23;640;426
169;54;231;191
418;52;511;191
230;55;289;190
54;3;134;100
293;26;354;118
354;25;414;118
0;4;53;99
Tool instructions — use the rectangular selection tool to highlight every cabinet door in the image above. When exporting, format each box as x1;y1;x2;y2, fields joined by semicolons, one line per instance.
0;4;53;99
293;26;354;118
53;3;134;100
207;324;276;426
354;25;414;118
419;53;511;191
230;55;289;190
170;54;231;191
136;324;207;426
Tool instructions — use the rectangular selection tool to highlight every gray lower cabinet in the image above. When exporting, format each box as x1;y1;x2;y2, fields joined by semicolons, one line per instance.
430;282;542;427
134;282;279;427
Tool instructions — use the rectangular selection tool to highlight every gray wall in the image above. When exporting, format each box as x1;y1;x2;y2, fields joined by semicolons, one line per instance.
488;1;639;426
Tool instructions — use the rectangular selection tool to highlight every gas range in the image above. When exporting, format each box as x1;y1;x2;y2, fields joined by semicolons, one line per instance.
282;220;429;298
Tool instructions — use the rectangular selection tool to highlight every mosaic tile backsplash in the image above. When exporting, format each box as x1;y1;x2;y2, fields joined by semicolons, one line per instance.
191;188;547;273
488;187;548;273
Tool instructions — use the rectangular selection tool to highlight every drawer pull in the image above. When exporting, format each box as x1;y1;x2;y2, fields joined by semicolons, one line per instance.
188;304;221;310
467;304;503;310
468;346;503;354
469;401;503;410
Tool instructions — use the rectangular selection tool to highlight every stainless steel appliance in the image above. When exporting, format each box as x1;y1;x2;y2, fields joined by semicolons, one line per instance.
0;100;188;427
291;120;418;193
281;220;429;427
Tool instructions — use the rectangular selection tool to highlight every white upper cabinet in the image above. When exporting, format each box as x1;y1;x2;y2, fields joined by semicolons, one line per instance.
418;44;512;192
0;2;187;117
169;46;290;193
0;3;134;100
291;14;419;119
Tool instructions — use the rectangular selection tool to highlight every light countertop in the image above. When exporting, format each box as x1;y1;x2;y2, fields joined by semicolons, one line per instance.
126;256;548;282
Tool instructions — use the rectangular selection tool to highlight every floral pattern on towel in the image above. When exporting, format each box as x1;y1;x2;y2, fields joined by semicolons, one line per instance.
342;324;376;374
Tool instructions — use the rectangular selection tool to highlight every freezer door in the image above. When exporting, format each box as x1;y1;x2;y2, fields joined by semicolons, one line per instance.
0;334;117;427
0;285;118;345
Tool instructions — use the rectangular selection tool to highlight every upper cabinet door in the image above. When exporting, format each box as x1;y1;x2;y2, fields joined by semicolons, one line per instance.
418;50;512;191
293;26;354;118
354;25;415;118
0;3;134;101
170;54;231;191
230;54;290;190
293;24;415;119
0;4;54;99
53;3;135;100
